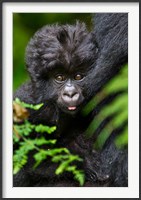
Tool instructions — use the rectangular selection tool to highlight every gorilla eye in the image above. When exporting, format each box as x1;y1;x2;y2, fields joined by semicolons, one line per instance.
55;74;66;82
74;74;83;81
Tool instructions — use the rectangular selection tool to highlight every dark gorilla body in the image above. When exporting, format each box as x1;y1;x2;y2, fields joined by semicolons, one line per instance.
14;14;128;187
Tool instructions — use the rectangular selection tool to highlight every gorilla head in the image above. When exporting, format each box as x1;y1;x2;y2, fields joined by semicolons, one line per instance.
25;22;98;115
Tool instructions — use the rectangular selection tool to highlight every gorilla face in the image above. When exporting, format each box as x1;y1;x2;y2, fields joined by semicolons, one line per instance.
25;22;98;115
35;62;93;115
51;69;86;114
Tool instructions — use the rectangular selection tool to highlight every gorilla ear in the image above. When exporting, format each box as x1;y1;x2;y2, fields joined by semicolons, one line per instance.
57;29;68;44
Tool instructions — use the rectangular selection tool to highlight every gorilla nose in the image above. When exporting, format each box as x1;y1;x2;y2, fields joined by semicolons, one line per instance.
62;91;79;102
63;92;79;101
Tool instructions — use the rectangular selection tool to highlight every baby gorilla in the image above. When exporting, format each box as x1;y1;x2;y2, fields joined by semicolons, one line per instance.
14;20;127;187
22;22;98;116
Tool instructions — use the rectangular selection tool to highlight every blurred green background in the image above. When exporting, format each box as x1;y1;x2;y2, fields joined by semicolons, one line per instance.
13;13;92;91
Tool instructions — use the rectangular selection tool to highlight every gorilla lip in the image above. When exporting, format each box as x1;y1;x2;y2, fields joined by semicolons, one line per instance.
68;106;77;110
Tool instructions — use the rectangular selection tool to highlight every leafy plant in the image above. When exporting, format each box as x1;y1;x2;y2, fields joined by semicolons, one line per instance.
82;64;128;150
13;99;85;186
14;97;44;110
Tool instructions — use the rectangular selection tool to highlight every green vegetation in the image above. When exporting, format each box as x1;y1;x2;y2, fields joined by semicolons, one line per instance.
82;64;128;149
13;99;85;186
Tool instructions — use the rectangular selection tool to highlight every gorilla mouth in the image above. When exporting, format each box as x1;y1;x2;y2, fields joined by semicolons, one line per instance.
68;106;77;111
60;104;79;114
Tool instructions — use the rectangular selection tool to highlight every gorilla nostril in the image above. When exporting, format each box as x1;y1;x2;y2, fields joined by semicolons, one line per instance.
62;94;71;102
72;93;79;101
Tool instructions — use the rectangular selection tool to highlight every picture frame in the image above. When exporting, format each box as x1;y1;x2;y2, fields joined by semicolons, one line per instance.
0;0;139;199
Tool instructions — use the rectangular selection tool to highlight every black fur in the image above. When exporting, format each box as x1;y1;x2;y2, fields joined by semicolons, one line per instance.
14;13;128;187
